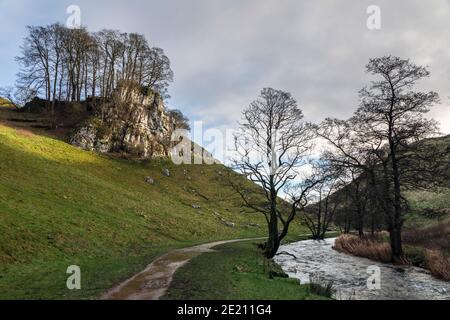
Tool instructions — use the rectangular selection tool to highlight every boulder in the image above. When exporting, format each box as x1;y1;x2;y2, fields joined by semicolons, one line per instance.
224;221;236;228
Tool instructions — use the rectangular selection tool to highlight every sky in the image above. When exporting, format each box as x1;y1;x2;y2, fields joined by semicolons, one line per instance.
1;0;450;139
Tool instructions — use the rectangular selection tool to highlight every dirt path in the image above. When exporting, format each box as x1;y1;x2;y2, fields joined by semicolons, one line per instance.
100;238;264;300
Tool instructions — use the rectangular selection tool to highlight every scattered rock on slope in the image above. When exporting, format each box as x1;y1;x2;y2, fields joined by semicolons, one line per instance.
162;168;170;177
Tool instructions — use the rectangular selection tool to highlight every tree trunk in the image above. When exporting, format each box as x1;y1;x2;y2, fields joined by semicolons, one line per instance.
265;211;280;258
370;213;376;237
92;61;97;98
389;223;403;262
344;217;351;234
389;137;404;262
265;180;280;258
357;210;364;238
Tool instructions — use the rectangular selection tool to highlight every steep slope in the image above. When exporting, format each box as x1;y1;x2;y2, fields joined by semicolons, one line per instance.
0;123;305;299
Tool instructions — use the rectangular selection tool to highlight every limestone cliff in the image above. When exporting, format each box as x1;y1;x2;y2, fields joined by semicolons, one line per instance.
70;85;180;159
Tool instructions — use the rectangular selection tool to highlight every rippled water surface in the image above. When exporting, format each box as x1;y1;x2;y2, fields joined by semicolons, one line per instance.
274;238;450;300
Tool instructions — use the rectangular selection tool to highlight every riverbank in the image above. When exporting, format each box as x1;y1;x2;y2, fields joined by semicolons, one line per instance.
333;223;450;282
162;239;329;300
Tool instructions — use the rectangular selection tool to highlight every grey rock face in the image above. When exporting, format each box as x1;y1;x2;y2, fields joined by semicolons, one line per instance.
70;123;112;153
70;125;97;151
70;85;177;159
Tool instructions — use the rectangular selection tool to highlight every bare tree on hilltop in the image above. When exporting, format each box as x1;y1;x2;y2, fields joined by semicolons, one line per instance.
9;23;173;110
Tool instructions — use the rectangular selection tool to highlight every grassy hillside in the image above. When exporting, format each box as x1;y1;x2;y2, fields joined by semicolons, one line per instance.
0;118;307;299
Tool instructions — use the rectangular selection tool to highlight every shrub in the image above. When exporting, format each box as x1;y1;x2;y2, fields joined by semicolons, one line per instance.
333;234;392;263
404;245;426;268
307;276;336;298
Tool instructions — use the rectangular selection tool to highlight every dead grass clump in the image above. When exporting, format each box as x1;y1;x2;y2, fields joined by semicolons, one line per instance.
424;249;450;281
333;234;392;263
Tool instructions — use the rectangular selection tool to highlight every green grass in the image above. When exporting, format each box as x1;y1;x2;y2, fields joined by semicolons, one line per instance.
406;188;450;211
404;188;450;227
0;122;308;299
162;240;328;300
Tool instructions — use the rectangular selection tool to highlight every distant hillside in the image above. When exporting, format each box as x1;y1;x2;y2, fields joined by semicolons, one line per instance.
402;135;450;225
0;113;306;299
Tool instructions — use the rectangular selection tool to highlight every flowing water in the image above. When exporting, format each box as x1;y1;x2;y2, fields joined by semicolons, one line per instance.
274;238;450;300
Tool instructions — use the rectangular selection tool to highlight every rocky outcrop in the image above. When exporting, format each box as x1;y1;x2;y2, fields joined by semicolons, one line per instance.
70;85;179;158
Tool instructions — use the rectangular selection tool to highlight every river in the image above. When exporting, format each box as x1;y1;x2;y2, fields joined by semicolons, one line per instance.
274;238;450;300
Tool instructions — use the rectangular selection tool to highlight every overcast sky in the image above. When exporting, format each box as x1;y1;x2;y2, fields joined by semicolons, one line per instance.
1;0;449;136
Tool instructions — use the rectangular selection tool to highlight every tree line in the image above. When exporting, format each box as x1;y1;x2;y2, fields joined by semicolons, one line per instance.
231;56;444;262
5;23;173;112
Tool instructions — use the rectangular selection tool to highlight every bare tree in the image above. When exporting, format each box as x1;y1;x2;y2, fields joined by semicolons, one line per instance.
14;24;174;105
141;47;174;99
16;25;51;105
48;23;65;116
300;162;341;240
340;167;371;238
231;88;316;258
317;56;440;261
167;109;190;131
355;56;439;260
